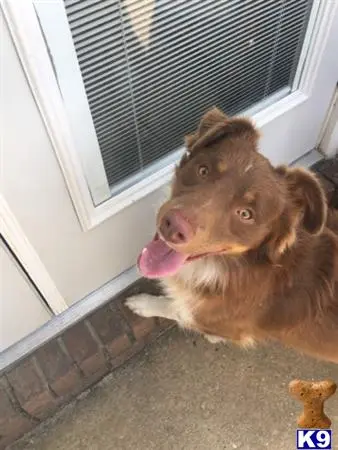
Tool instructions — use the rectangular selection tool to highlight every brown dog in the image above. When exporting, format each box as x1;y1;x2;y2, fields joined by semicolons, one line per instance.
127;107;338;363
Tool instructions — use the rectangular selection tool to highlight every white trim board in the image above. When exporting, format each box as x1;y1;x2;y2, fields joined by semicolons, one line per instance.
32;0;111;206
2;0;335;231
0;149;324;373
318;86;338;158
0;195;68;315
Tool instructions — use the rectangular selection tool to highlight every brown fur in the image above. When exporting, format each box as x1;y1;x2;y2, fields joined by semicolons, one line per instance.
158;107;338;363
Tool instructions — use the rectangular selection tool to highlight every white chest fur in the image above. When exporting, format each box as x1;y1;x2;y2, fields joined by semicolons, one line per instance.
177;257;225;287
161;257;224;327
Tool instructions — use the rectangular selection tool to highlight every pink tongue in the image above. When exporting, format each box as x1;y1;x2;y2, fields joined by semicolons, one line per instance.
138;236;188;278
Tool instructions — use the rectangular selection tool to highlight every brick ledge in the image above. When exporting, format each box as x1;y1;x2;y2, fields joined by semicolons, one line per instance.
0;278;174;449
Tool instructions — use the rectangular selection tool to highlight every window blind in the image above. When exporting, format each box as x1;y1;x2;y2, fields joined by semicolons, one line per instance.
64;0;314;189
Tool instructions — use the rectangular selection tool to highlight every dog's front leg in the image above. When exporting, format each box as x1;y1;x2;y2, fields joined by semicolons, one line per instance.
126;294;178;321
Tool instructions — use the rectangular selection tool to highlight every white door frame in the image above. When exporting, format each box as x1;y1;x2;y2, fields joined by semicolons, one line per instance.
2;0;336;231
318;86;338;158
0;194;68;314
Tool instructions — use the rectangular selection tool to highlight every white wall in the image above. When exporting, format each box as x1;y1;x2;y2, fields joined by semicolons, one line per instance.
1;14;160;306
0;241;51;351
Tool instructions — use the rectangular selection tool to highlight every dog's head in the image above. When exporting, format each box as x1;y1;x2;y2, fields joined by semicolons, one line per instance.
138;107;327;278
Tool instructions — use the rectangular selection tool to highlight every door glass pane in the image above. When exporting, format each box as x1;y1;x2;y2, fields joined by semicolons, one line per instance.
64;0;314;189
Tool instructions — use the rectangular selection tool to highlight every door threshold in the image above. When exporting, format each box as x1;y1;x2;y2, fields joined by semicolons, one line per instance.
290;148;323;167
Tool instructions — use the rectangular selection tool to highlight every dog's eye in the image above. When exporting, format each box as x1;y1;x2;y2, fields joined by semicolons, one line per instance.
197;165;209;178
237;208;253;221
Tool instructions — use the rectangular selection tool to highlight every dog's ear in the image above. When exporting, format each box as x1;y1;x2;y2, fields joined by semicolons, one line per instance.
184;133;198;151
197;107;228;136
276;166;327;235
186;107;260;152
184;107;226;152
263;166;327;263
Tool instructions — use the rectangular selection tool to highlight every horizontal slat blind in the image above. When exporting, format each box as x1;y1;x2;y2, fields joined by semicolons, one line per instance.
64;0;313;188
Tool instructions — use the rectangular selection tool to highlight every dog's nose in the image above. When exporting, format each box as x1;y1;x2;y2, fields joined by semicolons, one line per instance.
159;211;193;245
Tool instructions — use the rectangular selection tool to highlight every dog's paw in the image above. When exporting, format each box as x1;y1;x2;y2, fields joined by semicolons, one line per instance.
204;334;227;344
125;294;159;318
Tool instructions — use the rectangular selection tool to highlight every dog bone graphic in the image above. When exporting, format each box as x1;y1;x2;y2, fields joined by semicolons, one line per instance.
289;379;337;429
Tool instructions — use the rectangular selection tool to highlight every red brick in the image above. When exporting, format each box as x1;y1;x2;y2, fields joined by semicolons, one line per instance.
88;304;131;357
109;323;174;370
79;351;107;379
6;359;56;419
0;378;34;448
131;318;156;341
109;340;147;370
62;322;106;378
105;333;131;359
35;339;82;398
